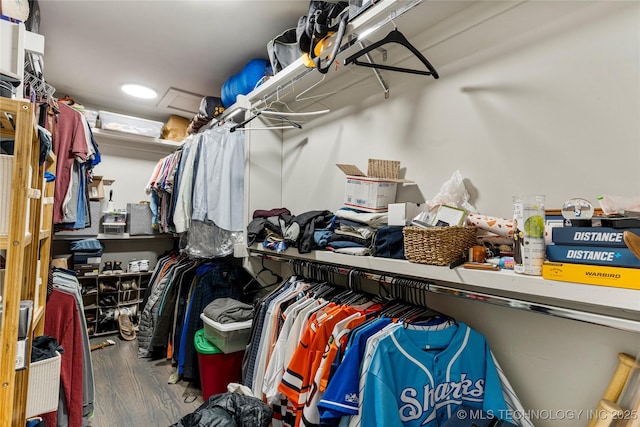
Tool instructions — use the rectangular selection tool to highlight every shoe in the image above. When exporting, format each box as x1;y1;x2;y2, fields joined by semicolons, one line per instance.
87;325;95;336
128;260;140;273
99;308;116;323
624;231;640;260
99;281;117;293
138;259;149;272
121;280;131;291
113;261;124;275
82;285;97;295
118;314;137;341
102;261;113;276
99;295;118;306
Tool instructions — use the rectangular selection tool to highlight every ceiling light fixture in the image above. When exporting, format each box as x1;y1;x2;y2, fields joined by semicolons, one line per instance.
121;83;158;99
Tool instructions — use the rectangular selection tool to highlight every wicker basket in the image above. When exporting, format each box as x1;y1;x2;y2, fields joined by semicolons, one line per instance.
403;225;477;266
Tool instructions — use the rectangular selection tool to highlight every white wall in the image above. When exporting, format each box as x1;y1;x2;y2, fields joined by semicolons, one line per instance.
277;1;640;218
90;141;160;210
253;2;640;426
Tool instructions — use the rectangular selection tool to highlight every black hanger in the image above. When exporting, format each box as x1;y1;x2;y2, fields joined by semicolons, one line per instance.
343;28;439;78
230;110;303;133
243;257;283;294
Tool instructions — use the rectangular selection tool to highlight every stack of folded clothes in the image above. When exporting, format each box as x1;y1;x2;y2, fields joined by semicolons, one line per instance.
315;208;389;256
202;297;254;324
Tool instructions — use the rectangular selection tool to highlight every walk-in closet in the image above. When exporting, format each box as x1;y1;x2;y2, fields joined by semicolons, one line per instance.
1;1;639;426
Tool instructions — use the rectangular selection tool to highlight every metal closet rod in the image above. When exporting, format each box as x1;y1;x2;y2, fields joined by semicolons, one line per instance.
251;252;640;333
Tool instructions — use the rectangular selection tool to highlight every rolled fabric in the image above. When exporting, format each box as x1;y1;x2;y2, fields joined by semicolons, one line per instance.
467;213;514;238
476;232;514;246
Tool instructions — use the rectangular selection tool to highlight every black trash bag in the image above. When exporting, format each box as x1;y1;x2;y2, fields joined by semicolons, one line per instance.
170;393;273;427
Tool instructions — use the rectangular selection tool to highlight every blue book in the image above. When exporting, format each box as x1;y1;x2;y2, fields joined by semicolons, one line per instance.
546;244;640;268
551;227;640;247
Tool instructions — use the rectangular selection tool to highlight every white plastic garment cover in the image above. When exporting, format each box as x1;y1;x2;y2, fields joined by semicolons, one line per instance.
186;220;244;258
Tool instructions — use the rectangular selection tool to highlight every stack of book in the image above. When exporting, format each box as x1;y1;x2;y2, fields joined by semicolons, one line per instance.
542;227;640;289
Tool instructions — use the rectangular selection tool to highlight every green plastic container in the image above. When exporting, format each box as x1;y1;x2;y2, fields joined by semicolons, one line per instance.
194;328;221;355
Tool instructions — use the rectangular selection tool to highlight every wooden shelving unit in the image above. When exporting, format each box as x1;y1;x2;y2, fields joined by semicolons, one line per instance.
78;271;153;337
0;98;56;426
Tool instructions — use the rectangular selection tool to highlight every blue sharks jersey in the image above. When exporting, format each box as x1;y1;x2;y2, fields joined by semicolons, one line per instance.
360;322;508;427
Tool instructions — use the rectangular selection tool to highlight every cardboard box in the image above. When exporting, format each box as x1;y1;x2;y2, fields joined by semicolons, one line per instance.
336;159;412;212
388;202;424;226
51;255;71;270
73;252;102;265
74;263;100;277
88;176;114;201
542;261;640;290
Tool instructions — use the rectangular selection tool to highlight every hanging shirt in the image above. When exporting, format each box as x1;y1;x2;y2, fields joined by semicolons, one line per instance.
358;322;510;427
48;102;88;224
172;136;199;233
191;124;245;232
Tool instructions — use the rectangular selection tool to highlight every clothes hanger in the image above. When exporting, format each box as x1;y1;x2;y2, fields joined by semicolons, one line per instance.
243;256;283;294
294;75;340;103
230;110;303;132
343;25;439;78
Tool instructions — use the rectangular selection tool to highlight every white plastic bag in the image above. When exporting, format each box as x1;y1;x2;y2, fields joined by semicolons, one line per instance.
424;170;477;213
597;195;640;215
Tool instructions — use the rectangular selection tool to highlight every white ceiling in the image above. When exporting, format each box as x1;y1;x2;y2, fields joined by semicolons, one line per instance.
38;0;310;122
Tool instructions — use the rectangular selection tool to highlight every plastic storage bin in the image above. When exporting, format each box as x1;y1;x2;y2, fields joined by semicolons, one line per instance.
102;223;126;235
194;329;244;400
98;110;163;138
103;209;127;235
200;314;252;354
26;351;62;418
103;209;127;224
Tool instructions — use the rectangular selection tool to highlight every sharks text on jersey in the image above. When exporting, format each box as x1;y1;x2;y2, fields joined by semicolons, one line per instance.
399;374;485;423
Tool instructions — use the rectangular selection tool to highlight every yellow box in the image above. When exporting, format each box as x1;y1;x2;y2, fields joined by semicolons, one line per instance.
542;261;640;290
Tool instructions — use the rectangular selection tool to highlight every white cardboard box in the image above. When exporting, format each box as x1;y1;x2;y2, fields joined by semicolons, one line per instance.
337;159;412;213
388;202;424;226
343;177;397;212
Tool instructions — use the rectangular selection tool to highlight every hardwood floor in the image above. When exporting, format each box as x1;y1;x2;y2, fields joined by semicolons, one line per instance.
87;335;204;426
